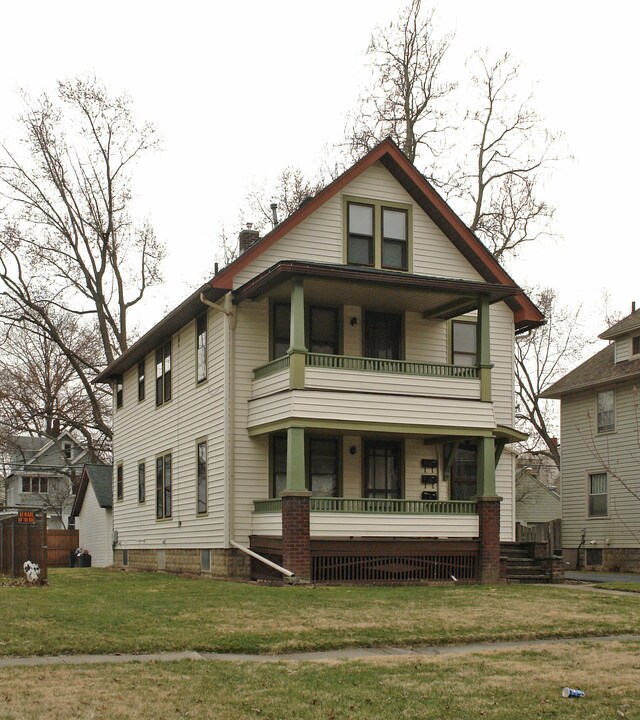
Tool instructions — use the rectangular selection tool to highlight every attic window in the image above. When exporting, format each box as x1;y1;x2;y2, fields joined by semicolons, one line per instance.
344;197;412;272
63;441;73;460
632;335;640;356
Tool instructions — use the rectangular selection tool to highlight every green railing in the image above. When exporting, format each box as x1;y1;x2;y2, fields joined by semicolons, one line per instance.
253;352;478;380
254;498;477;515
253;355;290;380
306;353;478;378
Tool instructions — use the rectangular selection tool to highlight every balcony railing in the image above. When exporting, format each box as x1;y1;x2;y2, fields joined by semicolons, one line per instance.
253;352;477;380
254;498;477;515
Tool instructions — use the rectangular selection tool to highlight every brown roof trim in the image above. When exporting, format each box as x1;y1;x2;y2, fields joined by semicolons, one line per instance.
211;137;543;332
232;260;521;306
94;283;225;383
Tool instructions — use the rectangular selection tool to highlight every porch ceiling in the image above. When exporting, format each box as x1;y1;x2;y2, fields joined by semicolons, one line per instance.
233;261;519;317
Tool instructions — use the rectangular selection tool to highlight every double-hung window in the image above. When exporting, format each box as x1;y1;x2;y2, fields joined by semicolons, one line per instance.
116;464;123;501
345;198;410;271
138;360;145;401
452;321;477;366
271;435;340;498
156;453;172;519
347;203;374;266
271;303;340;360
596;389;615;433
632;335;640;356
588;472;608;517
138;462;146;503
196;313;207;383
115;377;123;409
155;341;172;406
197;441;207;514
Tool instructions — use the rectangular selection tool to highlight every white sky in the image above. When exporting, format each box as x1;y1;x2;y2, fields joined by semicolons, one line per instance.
1;0;638;340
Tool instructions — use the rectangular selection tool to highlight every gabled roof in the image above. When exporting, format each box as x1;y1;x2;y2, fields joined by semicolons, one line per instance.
599;307;640;340
541;343;640;399
71;464;113;516
7;431;88;478
95;138;543;383
212;138;543;331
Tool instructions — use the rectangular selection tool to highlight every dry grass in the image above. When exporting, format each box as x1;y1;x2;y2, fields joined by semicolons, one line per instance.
2;570;640;657
1;641;639;719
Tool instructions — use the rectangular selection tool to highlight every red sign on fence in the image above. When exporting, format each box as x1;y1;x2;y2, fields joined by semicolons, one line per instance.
18;511;36;524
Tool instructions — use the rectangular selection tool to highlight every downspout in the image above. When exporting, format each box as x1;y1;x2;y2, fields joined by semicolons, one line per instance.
230;540;295;579
200;292;236;547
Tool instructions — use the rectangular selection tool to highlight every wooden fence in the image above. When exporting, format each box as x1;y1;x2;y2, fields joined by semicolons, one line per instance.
516;519;562;555
47;529;79;567
0;509;48;580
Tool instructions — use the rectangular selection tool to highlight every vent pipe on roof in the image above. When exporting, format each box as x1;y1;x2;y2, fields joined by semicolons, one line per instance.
270;202;279;228
633;301;636;313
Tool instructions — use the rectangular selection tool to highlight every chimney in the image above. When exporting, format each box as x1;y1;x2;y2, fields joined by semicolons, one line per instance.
238;223;260;254
270;203;279;228
633;301;636;313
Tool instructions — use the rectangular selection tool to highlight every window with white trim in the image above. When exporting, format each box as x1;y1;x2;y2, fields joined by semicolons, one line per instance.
452;321;477;366
156;453;172;518
155;341;172;406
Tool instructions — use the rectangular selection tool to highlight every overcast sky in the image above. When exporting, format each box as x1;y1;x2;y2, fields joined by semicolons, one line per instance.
1;0;637;340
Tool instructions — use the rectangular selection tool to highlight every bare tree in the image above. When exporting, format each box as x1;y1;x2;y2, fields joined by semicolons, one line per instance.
447;51;561;260
344;0;455;166
0;76;164;444
515;288;585;468
0;317;109;456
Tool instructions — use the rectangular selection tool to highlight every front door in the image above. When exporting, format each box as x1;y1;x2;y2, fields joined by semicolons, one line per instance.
364;312;401;360
364;440;402;499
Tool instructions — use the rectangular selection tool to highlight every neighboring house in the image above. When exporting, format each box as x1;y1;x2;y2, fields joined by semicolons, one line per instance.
4;432;88;529
70;464;113;567
516;471;561;524
542;305;640;571
95;138;543;583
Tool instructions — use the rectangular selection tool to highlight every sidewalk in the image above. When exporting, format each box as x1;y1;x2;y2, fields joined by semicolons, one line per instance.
2;634;639;668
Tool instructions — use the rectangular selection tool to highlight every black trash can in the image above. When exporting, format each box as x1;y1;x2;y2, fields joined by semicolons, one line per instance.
77;553;92;568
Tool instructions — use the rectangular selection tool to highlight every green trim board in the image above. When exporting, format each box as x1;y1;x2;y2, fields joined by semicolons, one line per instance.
248;417;496;438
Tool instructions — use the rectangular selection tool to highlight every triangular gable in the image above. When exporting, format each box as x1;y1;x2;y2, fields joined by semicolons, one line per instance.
211;138;543;332
24;431;85;468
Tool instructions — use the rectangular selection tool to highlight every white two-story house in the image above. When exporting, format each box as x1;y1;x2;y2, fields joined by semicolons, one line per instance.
96;139;543;583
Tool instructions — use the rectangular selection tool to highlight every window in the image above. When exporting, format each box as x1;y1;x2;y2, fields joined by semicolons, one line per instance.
271;435;340;498
633;335;640;356
197;441;207;514
309;306;339;354
122;549;129;566
155;340;172;406
450;444;478;501
588;472;608;517
115;376;123;408
364;312;402;360
452;321;477;366
138;462;146;503
345;198;411;271
382;207;408;270
21;476;48;493
63;441;73;460
201;549;211;572
196;313;207;383
138;360;145;401
116;464;123;501
156;453;172;518
364;440;402;499
271;303;340;360
347;202;374;266
597;390;615;433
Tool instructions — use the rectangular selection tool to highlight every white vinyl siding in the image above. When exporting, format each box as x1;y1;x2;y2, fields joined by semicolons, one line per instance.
233;162;484;288
112;309;226;549
76;487;113;567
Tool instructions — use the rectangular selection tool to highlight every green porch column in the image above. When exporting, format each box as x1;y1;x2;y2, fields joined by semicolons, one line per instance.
476;435;496;497
477;297;493;402
286;426;306;491
288;278;307;389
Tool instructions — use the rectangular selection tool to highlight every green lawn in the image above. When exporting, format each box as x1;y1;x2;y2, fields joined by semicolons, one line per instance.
1;568;640;657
